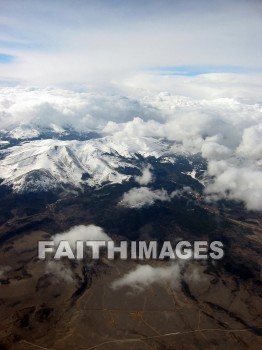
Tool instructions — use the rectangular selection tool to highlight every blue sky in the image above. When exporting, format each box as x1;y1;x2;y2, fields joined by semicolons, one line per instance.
151;65;262;76
0;0;262;86
0;54;15;63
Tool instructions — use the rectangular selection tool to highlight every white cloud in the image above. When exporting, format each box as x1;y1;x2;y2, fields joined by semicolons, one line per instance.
205;162;262;210
135;165;153;185
111;263;180;292
123;73;262;102
0;87;158;131
201;142;231;160
237;124;262;159
105;90;262;210
52;224;111;247
120;187;170;208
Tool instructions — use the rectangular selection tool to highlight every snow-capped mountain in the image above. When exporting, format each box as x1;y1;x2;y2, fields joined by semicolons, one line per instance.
0;135;193;193
0;123;60;140
0;122;99;143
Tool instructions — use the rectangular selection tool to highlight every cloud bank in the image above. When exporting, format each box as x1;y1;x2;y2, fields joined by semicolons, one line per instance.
0;87;159;131
0;85;261;210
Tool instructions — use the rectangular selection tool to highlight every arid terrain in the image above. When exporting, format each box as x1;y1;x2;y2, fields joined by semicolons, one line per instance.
0;187;261;350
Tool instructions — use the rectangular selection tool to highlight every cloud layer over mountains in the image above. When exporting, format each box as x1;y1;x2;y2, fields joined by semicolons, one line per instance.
0;84;261;210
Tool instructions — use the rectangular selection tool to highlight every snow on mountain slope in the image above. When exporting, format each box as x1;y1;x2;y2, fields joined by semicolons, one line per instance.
4;125;40;139
0;122;75;141
0;136;179;192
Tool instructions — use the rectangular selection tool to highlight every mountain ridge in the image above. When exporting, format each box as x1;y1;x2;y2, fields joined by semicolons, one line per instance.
0;133;200;193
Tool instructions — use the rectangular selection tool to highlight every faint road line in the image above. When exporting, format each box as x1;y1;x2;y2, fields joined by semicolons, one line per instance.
81;327;256;350
19;340;53;350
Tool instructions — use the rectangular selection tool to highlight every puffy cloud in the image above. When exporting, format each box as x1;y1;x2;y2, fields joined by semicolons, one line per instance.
205;162;262;210
104;91;262;210
52;225;111;247
0;87;160;131
120;187;170;208
201;142;231;160
237;124;262;159
135;165;153;185
111;263;180;292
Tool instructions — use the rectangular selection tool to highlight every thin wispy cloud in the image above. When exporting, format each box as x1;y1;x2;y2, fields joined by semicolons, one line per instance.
150;65;262;77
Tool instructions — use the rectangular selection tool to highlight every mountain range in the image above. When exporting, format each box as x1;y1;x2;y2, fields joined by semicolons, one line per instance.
0;123;205;194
